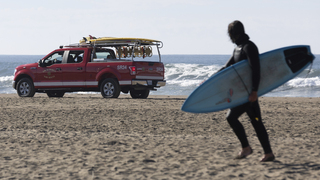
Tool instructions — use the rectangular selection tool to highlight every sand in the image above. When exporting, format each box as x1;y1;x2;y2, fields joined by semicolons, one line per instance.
0;93;320;179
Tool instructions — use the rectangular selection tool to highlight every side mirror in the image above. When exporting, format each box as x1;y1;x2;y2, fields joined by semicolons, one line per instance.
38;59;45;67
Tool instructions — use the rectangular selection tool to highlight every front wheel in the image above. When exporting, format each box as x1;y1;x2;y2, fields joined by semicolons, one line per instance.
16;78;35;97
130;90;150;99
100;78;120;98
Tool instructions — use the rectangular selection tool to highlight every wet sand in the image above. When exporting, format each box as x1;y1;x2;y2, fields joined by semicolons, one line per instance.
1;94;320;179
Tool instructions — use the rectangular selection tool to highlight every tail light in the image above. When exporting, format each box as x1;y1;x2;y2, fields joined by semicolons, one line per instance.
129;66;136;75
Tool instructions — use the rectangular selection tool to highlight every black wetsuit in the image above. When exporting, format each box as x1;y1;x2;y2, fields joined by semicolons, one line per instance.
223;34;272;154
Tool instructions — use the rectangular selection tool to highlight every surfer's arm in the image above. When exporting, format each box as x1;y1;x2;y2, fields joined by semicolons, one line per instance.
244;43;260;92
217;56;235;73
205;55;234;84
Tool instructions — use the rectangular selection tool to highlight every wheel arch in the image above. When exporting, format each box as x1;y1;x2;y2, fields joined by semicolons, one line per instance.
97;73;119;88
14;74;34;89
96;68;121;85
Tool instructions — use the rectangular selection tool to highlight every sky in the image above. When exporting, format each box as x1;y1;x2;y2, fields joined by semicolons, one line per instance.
0;0;319;55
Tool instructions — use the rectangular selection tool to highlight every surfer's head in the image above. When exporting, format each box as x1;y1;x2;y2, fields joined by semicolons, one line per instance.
228;20;245;43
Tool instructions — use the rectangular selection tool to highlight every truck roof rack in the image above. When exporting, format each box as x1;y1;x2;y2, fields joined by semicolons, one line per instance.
62;37;163;62
64;37;163;48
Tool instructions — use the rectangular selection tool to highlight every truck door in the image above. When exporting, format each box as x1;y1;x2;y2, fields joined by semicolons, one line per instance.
61;50;86;87
35;51;65;88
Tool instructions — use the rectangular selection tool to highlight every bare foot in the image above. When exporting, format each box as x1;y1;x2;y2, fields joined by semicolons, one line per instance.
235;146;253;159
260;153;275;162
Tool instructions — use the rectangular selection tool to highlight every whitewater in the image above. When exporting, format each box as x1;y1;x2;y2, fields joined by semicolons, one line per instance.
1;54;319;97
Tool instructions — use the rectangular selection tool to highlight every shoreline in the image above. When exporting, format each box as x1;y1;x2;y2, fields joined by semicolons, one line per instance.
1;92;320;98
0;93;189;98
1;94;320;179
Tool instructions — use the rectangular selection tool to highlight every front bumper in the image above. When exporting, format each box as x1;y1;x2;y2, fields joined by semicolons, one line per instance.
12;81;16;89
132;80;166;87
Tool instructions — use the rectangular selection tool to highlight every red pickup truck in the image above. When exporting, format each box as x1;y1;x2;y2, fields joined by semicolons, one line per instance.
13;37;166;98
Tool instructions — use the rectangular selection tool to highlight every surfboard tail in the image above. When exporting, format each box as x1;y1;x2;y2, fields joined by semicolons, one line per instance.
284;46;315;73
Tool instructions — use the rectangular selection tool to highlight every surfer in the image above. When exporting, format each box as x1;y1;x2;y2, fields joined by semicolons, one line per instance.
222;20;275;162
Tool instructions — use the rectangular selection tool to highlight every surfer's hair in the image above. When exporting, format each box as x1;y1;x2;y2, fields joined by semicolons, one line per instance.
228;20;245;43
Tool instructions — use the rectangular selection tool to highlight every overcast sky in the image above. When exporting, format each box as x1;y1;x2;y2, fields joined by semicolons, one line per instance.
0;0;319;55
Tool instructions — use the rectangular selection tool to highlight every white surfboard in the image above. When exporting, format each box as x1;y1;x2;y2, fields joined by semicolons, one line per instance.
181;45;315;113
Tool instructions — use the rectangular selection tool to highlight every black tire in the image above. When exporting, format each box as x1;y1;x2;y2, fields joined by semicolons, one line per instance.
130;90;150;99
100;78;120;98
46;91;65;98
16;78;35;97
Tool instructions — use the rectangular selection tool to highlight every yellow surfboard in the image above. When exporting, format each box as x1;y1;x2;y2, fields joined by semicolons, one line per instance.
80;36;161;45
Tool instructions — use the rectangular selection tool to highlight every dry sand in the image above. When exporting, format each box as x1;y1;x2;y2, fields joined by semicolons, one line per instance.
0;94;320;179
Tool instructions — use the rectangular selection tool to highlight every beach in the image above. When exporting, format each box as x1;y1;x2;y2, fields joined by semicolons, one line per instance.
1;94;320;179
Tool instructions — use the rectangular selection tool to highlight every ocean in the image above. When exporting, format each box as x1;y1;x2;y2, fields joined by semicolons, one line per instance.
1;54;320;97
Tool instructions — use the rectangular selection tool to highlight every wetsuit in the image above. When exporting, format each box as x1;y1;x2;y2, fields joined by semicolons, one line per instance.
222;34;272;154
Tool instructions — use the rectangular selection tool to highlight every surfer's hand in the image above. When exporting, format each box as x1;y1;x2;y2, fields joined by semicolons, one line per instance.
249;91;258;102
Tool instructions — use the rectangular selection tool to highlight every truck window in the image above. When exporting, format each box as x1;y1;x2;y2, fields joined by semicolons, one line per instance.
43;51;64;66
92;48;117;62
67;51;84;63
92;52;114;61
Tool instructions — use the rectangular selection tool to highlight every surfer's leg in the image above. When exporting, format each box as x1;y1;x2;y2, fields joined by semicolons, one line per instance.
226;104;249;148
246;101;273;154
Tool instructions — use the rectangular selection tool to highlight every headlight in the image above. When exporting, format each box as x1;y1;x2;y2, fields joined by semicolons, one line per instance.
14;69;17;75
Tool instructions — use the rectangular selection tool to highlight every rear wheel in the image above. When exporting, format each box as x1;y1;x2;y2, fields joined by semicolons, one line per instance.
100;78;120;98
46;91;65;98
17;78;35;97
130;90;150;99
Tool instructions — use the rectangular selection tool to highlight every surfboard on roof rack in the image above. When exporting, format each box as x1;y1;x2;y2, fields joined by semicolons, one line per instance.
79;36;163;47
